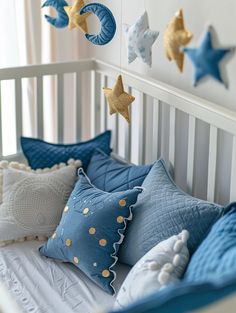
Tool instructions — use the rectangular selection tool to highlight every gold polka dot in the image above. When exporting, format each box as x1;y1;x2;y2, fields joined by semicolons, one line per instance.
117;216;124;224
64;206;69;213
89;227;96;235
119;199;126;207
102;270;110;278
83;208;90;215
99;239;107;247
66;239;71;247
52;233;56;239
73;257;79;264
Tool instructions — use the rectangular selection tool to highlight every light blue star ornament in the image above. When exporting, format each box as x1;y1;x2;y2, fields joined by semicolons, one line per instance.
184;29;232;87
124;11;159;67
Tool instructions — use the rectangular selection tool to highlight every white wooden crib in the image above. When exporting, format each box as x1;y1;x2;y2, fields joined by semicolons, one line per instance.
1;59;236;312
0;59;236;205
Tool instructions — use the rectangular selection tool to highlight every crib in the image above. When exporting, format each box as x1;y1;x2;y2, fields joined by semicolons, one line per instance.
1;59;236;313
0;58;236;204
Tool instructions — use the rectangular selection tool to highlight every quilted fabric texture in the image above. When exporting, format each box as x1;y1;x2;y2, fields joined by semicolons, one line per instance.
119;159;225;266
0;165;78;244
80;3;116;45
86;149;152;192
21;131;112;170
114;230;190;310
40;169;142;295
185;204;236;282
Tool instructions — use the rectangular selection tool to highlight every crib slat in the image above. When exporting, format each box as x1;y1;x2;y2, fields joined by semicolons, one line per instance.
57;74;64;143
91;71;101;137
169;106;176;170
15;78;22;152
37;76;44;139
100;75;108;133
187;115;196;194
152;99;160;161
207;125;218;202
76;72;82;142
230;136;236;202
138;93;147;165
124;87;132;162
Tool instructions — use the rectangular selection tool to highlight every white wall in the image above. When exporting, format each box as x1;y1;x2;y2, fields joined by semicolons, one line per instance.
86;0;236;110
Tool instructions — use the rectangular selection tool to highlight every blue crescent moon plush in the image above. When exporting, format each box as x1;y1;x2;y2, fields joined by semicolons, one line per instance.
184;27;232;87
42;0;69;29
80;3;116;45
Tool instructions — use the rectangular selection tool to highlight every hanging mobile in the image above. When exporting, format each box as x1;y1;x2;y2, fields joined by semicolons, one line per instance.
103;0;135;123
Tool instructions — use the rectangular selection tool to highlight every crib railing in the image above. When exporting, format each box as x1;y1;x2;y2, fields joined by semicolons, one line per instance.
0;59;236;205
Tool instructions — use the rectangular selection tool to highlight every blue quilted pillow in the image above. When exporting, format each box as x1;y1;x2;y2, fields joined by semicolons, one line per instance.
185;203;236;282
21;131;112;170
87;149;152;192
119;159;225;266
39;168;142;295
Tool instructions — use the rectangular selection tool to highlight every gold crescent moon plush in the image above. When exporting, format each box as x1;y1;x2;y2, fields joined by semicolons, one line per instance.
64;0;91;33
164;9;193;72
103;75;135;124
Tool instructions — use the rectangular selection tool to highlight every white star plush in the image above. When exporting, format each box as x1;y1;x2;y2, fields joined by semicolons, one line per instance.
124;11;159;67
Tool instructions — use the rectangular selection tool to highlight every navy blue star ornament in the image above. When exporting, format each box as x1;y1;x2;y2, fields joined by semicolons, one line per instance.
184;27;233;87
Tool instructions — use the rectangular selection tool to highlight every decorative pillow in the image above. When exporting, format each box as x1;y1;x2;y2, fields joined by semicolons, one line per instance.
21;130;112;170
39;169;142;295
0;159;81;246
119;159;225;266
87;149;152;192
185;203;236;282
114;230;190;310
109;273;236;313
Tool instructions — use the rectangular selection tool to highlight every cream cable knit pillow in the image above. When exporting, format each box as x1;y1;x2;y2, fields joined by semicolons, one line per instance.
0;159;81;246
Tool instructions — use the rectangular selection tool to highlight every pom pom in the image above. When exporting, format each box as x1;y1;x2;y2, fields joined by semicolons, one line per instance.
158;271;170;285
163;263;174;273
173;240;183;253
0;160;9;168
9;162;20;169
59;163;66;168
68;158;75;165
15;237;25;243
42;168;50;173
173;254;181;267
74;160;82;167
148;261;160;271
26;236;36;241
181;230;189;243
19;164;27;170
37;236;47;241
36;169;43;174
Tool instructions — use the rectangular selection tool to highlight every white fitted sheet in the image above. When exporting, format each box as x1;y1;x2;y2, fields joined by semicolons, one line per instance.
0;241;130;313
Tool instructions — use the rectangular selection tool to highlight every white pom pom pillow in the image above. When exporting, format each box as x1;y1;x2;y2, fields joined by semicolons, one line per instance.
0;159;81;246
114;230;190;310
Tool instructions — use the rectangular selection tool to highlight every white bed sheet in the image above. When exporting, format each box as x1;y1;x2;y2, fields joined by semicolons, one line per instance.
0;241;130;313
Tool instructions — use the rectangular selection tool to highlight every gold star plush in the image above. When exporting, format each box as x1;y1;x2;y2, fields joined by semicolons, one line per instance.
164;9;193;72
103;75;135;123
64;0;91;33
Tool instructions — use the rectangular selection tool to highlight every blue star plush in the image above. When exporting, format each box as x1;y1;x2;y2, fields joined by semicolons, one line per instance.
124;11;159;67
184;28;232;87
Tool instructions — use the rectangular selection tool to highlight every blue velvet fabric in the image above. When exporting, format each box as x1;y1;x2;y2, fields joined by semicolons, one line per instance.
109;274;236;313
39;168;142;295
119;159;225;266
184;30;231;86
86;149;152;192
80;3;116;45
185;203;236;282
21;131;112;170
42;0;69;28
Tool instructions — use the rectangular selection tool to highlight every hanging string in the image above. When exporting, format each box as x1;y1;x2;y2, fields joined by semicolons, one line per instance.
119;0;123;73
144;0;147;12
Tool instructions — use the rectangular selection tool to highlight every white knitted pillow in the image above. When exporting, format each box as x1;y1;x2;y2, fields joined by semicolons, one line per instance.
114;230;190;310
0;159;81;246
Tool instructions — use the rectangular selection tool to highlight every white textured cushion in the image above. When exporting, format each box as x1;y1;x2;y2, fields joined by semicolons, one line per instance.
114;230;190;310
0;159;81;246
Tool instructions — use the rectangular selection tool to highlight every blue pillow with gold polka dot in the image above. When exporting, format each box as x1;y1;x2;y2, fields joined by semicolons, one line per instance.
39;168;142;295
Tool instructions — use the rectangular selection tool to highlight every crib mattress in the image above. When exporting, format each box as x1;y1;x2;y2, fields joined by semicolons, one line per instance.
0;241;130;313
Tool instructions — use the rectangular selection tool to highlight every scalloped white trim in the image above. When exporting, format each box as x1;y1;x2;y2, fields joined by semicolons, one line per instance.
0;158;82;247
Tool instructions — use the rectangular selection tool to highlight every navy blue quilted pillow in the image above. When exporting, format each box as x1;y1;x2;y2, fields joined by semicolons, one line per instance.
185;204;236;282
86;149;152;192
21;131;112;170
